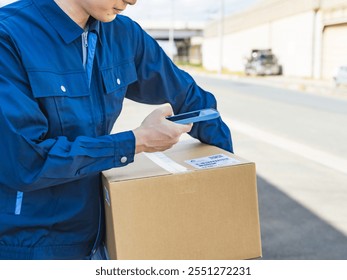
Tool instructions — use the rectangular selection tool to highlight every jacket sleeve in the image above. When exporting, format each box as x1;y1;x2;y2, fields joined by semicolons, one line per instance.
125;20;233;153
0;32;135;193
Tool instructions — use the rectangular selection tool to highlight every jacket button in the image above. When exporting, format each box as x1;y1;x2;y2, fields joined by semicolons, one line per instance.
116;78;121;85
120;156;127;164
60;85;66;93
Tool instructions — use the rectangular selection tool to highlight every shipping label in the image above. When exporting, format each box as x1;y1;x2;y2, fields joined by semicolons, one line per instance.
185;154;241;169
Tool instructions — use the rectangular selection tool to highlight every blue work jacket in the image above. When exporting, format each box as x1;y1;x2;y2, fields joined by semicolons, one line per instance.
0;0;232;259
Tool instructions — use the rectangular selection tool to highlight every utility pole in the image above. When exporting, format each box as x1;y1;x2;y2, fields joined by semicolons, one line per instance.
218;0;225;74
312;0;321;79
168;0;175;60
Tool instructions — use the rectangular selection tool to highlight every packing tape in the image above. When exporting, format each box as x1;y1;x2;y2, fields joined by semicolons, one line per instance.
143;152;188;174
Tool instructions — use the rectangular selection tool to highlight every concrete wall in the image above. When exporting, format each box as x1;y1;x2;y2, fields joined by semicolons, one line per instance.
203;11;315;77
271;12;315;77
321;0;347;9
221;25;270;72
205;0;318;38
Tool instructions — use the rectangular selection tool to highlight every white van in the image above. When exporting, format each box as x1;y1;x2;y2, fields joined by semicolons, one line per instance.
333;66;347;87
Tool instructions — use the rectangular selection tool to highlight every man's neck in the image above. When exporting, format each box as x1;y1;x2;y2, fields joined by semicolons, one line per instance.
54;0;89;29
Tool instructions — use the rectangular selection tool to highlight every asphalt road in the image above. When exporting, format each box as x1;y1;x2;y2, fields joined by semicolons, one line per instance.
193;74;347;260
114;73;347;260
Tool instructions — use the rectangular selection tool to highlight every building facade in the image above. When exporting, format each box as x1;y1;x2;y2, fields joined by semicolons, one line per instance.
203;0;347;80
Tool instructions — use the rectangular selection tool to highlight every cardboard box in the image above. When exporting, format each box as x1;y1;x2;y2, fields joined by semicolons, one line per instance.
102;140;262;260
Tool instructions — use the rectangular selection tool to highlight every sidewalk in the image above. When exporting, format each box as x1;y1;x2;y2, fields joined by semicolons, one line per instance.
181;66;347;100
237;75;347;99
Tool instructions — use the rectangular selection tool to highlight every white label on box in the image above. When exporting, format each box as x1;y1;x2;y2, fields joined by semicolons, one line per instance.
185;154;241;169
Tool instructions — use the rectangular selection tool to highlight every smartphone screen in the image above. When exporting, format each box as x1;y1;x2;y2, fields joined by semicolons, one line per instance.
166;109;220;124
166;111;200;122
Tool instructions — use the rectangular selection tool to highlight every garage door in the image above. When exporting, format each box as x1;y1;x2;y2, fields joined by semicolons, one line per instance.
322;23;347;79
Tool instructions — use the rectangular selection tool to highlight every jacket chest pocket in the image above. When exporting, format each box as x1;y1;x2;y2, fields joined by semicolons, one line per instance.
100;60;138;130
28;71;95;139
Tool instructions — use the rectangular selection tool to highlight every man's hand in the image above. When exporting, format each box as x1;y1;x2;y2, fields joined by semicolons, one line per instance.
133;104;192;153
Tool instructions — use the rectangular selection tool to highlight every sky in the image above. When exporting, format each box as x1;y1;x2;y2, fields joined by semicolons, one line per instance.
0;0;14;6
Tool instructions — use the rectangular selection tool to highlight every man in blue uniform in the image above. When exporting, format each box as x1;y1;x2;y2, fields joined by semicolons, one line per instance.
0;0;233;259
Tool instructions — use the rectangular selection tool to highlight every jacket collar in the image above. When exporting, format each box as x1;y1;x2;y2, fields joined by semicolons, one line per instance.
32;0;100;44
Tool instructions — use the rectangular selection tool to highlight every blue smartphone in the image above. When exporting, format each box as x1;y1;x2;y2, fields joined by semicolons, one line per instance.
166;108;220;124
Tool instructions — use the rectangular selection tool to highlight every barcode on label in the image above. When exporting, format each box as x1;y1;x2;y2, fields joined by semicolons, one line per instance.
185;154;240;169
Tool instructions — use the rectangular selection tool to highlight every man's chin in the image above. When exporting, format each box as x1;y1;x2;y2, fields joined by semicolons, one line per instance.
98;13;117;23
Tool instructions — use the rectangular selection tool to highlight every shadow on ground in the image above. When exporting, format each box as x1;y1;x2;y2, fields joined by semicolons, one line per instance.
257;176;347;260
